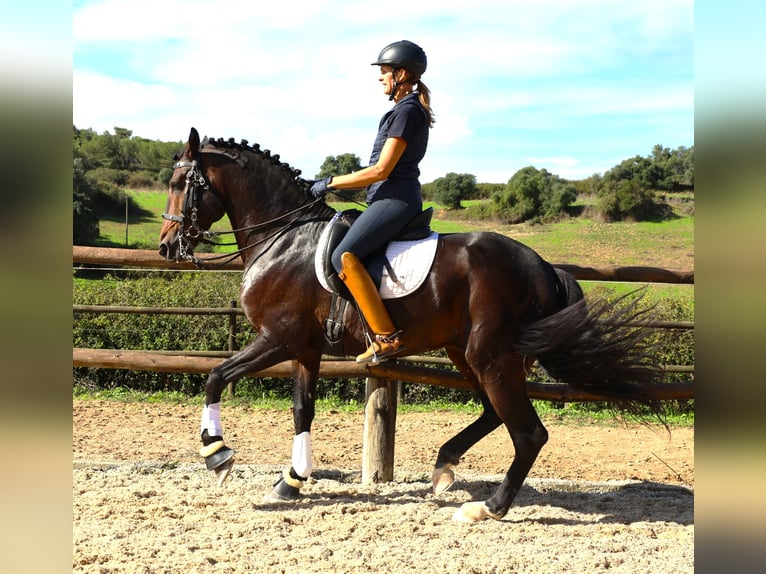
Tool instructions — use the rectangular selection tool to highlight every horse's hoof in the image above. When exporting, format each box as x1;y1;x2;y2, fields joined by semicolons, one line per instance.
213;457;234;486
262;471;304;502
262;485;302;503
452;501;501;523
432;465;455;495
262;488;293;503
200;441;235;471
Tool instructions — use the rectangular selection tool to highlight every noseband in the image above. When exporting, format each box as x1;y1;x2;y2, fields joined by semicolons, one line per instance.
162;158;222;263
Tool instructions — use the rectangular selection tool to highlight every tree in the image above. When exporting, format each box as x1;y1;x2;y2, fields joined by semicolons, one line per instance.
595;178;669;222
604;145;694;193
316;154;363;178
73;125;182;191
316;153;365;200
491;166;576;223
660;145;694;190
73;159;100;245
431;172;477;209
591;143;693;221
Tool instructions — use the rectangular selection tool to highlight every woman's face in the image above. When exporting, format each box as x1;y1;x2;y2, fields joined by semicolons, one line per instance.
378;65;407;97
378;65;394;96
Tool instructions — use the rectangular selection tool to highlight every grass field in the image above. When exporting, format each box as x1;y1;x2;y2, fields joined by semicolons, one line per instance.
97;189;693;305
97;189;236;250
106;191;693;265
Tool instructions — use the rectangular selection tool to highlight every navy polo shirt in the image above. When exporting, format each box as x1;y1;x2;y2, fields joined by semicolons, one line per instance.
365;93;429;204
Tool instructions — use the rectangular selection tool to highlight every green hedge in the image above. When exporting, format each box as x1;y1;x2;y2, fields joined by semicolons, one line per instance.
73;271;693;410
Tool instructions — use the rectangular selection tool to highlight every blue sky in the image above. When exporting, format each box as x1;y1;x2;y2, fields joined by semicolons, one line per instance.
72;0;694;183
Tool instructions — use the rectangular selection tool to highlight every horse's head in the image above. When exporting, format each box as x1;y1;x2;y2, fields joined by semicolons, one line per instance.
159;127;226;261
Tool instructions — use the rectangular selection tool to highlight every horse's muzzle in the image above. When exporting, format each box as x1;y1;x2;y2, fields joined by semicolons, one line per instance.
159;230;179;261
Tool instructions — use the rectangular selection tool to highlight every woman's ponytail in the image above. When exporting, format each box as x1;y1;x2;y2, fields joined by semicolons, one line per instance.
416;80;435;127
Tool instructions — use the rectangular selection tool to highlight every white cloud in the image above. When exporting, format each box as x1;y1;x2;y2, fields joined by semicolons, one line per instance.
74;0;331;42
73;0;693;182
73;71;178;133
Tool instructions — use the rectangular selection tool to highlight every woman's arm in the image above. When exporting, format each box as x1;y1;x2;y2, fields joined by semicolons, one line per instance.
328;137;407;190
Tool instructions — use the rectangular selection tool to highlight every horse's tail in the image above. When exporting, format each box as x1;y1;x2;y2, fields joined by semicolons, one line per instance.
516;276;663;416
554;267;585;307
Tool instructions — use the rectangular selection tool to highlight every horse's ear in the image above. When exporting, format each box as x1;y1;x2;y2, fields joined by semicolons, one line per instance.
188;128;200;158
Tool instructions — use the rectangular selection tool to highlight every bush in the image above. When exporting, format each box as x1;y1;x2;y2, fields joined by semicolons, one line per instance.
158;167;173;187
491;166;576;223
596;179;673;222
126;170;159;189
88;167;131;187
74;272;245;394
431;172;477;210
73;161;100;245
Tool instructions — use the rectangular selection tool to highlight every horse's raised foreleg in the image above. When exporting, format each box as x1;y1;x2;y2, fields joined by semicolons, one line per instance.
452;354;548;522
199;335;293;485
263;356;320;502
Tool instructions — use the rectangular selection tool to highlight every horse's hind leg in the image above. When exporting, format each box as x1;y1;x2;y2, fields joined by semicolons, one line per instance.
453;356;548;522
432;394;500;494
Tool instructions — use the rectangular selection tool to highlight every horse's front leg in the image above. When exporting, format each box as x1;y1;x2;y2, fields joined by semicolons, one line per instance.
199;334;293;485
264;357;320;502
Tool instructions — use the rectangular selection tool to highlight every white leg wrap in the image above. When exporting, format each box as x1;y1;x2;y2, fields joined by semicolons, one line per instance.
291;431;313;478
200;403;223;438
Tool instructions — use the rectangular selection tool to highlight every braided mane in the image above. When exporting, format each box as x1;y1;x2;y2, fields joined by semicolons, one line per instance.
201;135;311;192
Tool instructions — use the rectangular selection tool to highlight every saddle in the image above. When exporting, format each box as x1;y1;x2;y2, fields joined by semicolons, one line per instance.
318;207;434;298
315;207;438;351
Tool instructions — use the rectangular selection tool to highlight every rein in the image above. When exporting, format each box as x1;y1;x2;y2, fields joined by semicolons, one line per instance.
163;158;324;269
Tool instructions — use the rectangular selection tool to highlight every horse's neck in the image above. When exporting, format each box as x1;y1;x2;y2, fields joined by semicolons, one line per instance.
206;146;335;265
222;164;306;230
225;184;332;268
237;213;330;276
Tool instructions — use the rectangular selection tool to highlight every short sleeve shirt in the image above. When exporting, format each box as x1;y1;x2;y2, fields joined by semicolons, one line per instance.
365;93;429;204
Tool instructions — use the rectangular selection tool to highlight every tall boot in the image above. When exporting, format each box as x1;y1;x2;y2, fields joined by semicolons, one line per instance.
338;252;403;364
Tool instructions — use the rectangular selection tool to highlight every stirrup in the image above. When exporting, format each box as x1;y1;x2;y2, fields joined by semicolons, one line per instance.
356;331;403;365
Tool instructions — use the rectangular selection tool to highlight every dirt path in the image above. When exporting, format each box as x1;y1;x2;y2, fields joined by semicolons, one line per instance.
73;399;694;573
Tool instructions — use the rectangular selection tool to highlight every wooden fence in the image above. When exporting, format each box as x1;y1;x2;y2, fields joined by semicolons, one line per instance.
73;246;694;482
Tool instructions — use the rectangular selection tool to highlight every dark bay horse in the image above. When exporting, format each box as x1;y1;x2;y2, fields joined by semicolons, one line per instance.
159;127;662;522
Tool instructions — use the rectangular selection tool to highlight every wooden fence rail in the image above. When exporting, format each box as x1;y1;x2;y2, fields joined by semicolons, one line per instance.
73;246;695;284
73;303;694;377
72;348;694;402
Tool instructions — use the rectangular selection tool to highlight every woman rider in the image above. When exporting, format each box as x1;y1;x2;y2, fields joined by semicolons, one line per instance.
309;40;435;364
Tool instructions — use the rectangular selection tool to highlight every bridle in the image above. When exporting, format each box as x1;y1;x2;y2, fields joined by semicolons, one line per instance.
162;155;323;269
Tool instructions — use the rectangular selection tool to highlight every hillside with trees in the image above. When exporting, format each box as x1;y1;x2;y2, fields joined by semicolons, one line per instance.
72;125;693;245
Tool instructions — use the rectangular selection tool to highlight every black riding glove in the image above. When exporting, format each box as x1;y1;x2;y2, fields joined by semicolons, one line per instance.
309;177;334;199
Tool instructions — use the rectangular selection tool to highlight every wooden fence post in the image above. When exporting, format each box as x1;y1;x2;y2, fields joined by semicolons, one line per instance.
227;299;238;397
362;377;399;483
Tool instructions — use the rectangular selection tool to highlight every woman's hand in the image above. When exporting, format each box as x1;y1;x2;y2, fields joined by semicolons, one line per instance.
309;177;334;199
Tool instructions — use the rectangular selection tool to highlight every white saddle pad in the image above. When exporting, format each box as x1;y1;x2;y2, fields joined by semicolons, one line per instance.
314;216;439;300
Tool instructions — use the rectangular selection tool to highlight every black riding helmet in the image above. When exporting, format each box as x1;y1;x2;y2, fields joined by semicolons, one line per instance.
371;40;427;100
